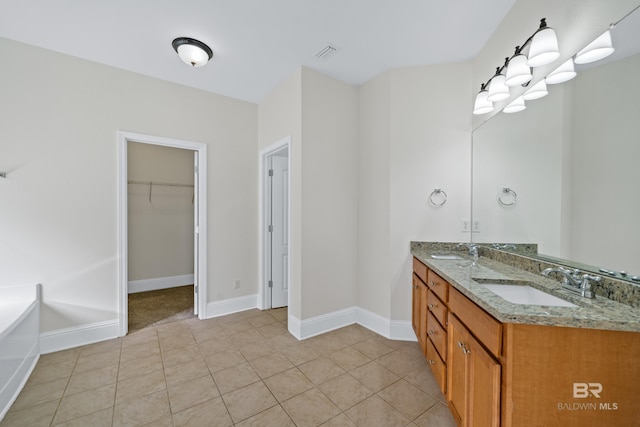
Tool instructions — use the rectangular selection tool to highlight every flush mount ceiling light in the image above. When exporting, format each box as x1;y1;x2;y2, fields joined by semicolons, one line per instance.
545;58;577;84
574;30;615;64
172;37;213;67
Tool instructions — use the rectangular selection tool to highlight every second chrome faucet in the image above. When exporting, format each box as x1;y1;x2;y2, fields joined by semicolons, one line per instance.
541;266;601;299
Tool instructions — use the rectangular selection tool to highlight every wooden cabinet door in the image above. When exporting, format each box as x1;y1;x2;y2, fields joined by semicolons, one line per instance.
412;274;421;336
412;274;428;354
468;333;501;427
447;314;468;426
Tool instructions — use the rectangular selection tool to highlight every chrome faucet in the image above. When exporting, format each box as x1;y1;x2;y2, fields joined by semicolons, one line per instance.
457;242;478;259
541;266;600;299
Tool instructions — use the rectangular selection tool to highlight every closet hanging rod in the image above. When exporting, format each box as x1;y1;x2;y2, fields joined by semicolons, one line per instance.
127;180;194;188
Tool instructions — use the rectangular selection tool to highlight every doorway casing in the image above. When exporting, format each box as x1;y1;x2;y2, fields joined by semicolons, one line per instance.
259;136;291;310
117;131;208;336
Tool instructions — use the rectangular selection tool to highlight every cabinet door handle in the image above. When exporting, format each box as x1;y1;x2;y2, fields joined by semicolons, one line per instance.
430;281;439;287
428;329;435;336
427;359;436;365
457;341;471;355
457;341;464;348
428;303;437;309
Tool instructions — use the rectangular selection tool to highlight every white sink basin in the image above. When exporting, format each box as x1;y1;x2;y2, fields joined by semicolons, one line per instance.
430;254;464;260
482;284;577;307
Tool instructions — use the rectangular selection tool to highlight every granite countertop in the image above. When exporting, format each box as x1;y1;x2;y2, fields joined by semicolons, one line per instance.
411;244;640;333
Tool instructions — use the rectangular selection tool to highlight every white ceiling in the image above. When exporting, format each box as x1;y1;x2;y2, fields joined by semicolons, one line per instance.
0;0;516;104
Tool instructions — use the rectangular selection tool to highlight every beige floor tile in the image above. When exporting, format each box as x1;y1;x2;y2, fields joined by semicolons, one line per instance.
307;334;349;355
239;340;277;361
65;364;118;396
112;389;171;427
329;347;371;371
268;308;288;322
198;336;237;355
413;403;457;427
345;395;410;427
377;347;427;377
331;325;375;346
222;381;278;423
189;323;227;343
248;313;278;328
36;347;81;368
0;399;59;427
164;359;210;386
404;365;445;399
234;404;295;427
115;369;166;404
213;362;261;394
204;348;247;372
118;353;163;382
282;388;341;427
73;348;120;374
256;322;289;339
249;352;294;379
161;343;203;368
266;331;301;348
230;329;265;347
378;379;439;419
26;360;75;386
10;377;67;410
167;374;220;414
298;357;346;385
121;327;158;348
352;337;395;359
320;413;358;427
319;373;373;411
52;407;112;427
279;342;321;366
263;367;314;402
350;361;399;392
120;339;160;363
141;415;174;427
220;318;255;334
158;330;196;352
78;338;122;357
172;396;233;427
52;383;116;425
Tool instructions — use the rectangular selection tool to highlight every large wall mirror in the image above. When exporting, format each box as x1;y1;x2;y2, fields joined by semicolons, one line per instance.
471;5;640;283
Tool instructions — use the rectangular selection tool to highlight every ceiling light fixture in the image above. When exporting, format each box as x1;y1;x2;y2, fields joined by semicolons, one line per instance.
503;96;526;113
473;18;560;115
473;84;494;115
172;37;213;67
522;80;548;100
545;58;577;84
574;30;615;64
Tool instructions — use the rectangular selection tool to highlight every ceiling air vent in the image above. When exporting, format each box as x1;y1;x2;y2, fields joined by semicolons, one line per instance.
314;43;338;60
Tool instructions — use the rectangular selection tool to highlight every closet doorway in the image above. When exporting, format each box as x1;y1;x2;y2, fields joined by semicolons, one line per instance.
118;132;208;336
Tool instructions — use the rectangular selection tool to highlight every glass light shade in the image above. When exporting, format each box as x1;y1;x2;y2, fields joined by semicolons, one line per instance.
505;54;533;86
177;44;210;67
527;27;560;67
574;30;615;64
487;74;510;102
523;80;548;100
503;96;526;113
473;90;494;115
545;58;577;84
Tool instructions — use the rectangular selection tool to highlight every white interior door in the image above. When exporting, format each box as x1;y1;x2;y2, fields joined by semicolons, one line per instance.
193;151;199;315
269;154;289;308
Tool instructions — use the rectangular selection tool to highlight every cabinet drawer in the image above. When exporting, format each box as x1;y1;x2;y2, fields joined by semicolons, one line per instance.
426;338;447;395
427;270;449;303
427;289;447;328
449;286;502;358
427;311;447;361
413;257;428;283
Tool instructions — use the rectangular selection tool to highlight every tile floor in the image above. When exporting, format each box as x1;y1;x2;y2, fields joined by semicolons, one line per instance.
1;308;456;426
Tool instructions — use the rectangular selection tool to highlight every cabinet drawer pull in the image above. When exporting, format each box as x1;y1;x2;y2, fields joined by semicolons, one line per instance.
428;303;437;309
430;281;439;287
457;341;471;355
428;329;436;336
427;359;436;365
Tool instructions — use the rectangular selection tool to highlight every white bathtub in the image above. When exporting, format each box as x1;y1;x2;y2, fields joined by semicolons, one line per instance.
0;284;41;420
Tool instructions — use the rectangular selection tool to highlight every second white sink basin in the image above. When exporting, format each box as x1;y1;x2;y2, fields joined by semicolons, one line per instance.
482;284;577;307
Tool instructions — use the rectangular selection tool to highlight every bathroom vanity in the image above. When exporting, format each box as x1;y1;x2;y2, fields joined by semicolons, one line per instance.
411;243;640;427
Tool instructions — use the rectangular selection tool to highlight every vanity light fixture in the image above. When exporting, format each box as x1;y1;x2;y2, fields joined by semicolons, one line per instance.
545;58;577;84
503;96;526;113
522;80;548;100
473;84;494;115
172;37;213;67
473;18;560;115
574;30;615;64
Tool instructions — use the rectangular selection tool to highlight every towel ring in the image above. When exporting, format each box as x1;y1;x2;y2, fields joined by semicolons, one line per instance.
429;188;447;207
497;187;517;207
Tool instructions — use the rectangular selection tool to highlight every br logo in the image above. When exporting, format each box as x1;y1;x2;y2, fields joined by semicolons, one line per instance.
573;383;602;398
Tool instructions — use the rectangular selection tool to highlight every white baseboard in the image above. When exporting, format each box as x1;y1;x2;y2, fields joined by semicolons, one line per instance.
206;294;258;318
128;274;194;294
288;306;417;342
39;320;120;354
0;345;38;422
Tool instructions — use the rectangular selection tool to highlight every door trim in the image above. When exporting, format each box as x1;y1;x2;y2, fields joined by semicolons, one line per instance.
117;131;208;336
258;136;291;310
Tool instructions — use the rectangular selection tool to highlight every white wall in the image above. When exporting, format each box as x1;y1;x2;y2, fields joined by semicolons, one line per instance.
0;37;258;334
127;143;194;283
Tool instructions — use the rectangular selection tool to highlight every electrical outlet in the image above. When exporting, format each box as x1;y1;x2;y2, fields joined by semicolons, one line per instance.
233;279;240;289
473;220;481;232
461;219;470;232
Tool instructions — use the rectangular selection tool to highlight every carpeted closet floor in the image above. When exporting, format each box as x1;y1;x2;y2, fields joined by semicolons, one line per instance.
128;285;196;332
